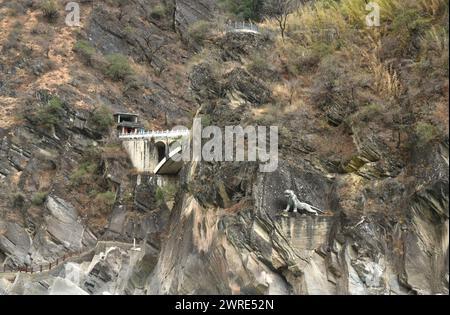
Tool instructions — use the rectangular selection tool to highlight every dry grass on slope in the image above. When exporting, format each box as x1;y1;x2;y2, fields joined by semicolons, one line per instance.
250;0;448;154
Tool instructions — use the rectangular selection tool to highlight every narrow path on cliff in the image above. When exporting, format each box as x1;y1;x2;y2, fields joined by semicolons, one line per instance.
0;241;138;280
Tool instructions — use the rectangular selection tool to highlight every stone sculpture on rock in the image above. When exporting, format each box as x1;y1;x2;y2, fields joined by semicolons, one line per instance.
284;190;325;216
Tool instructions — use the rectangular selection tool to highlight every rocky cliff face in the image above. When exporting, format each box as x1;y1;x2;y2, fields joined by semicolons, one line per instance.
0;0;193;275
0;0;448;295
174;0;217;39
141;31;448;294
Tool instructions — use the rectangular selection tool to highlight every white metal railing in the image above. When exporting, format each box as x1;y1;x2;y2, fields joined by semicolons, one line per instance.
118;129;191;140
226;21;260;34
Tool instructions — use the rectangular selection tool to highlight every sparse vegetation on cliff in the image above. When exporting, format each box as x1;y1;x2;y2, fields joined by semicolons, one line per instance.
74;40;96;65
219;0;264;20
34;96;64;128
93;191;116;214
236;0;449;153
150;3;167;20
155;184;177;205
31;191;48;206
90;106;114;133
0;0;448;296
188;20;212;46
12;193;25;209
415;122;442;146
104;53;134;81
39;0;59;22
70;161;98;187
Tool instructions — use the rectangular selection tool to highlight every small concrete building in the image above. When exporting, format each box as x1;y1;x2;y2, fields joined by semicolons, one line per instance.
115;113;189;176
114;112;143;135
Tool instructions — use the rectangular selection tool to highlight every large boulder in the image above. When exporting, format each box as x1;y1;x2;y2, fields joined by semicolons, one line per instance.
217;31;268;62
44;196;97;251
0;222;32;266
224;68;272;106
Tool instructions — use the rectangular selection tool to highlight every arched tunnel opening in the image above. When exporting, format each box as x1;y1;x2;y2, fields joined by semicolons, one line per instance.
156;142;167;162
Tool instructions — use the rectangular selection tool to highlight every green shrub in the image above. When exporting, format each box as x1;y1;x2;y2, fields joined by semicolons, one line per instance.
74;40;96;65
201;114;212;126
155;184;177;204
124;25;135;35
70;162;98;186
311;42;335;58
94;191;116;214
124;75;142;91
35;96;64;128
219;0;264;20
104;54;134;81
150;4;166;19
417;26;449;77
390;8;432;56
155;187;165;204
40;0;59;22
88;189;99;198
31;192;48;206
95;191;116;206
339;0;367;28
284;43;335;75
12;193;25;208
90;106;114;133
415;122;440;146
247;54;277;80
188;20;213;46
355;104;384;122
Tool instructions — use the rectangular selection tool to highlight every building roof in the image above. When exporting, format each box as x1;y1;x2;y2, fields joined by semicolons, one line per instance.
113;112;139;117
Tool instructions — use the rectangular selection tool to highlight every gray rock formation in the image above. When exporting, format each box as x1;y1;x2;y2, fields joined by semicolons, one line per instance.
0;0;447;296
0;222;32;267
174;0;218;38
137;30;449;294
0;195;97;269
44;196;97;252
2;242;158;295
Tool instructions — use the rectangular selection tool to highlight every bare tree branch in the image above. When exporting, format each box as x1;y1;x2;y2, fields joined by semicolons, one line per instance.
263;0;302;39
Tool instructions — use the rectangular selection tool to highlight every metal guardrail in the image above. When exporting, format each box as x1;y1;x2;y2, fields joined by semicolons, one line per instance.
0;241;136;277
118;129;190;140
226;21;260;34
1;249;93;275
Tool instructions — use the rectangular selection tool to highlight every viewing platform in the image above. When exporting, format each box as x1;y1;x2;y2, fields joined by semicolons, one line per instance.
226;21;260;34
114;112;144;135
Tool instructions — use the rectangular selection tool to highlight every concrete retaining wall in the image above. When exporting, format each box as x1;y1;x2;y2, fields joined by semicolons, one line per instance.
122;140;159;173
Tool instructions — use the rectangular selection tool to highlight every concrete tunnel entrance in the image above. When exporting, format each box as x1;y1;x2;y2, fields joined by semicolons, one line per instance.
115;113;190;174
156;142;167;163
